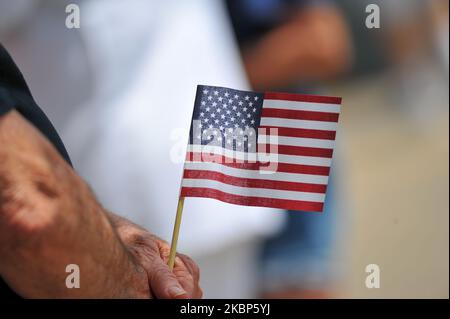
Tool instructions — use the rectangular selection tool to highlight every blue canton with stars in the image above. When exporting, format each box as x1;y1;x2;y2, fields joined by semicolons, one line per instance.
189;85;264;152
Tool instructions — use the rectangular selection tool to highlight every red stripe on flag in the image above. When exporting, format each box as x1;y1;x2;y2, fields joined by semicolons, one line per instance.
181;187;324;212
185;152;330;175
261;108;339;122
183;170;327;193
257;144;333;158
259;126;336;140
264;92;341;104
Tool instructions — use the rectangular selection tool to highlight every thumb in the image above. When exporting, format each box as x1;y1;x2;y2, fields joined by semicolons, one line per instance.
148;260;187;299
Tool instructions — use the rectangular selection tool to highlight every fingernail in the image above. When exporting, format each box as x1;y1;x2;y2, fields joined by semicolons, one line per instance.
169;285;186;297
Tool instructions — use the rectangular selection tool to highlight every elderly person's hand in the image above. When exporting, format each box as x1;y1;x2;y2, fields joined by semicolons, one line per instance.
109;214;202;299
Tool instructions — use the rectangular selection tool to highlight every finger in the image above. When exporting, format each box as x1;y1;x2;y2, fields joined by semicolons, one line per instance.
176;254;202;298
172;256;195;297
153;237;171;263
148;260;187;299
173;256;202;299
177;253;200;283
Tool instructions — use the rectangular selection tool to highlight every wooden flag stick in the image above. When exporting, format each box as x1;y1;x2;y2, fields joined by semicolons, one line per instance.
168;196;185;270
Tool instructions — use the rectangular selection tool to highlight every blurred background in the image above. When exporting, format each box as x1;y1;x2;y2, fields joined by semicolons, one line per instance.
0;0;448;298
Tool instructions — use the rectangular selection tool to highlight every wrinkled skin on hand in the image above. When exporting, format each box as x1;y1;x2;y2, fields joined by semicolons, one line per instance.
111;216;203;299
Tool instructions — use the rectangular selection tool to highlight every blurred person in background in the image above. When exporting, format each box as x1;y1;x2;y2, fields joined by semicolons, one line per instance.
227;0;352;91
226;0;353;298
380;0;449;122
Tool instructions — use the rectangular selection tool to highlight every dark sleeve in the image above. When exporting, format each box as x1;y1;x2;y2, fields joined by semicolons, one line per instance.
0;44;73;297
0;43;72;166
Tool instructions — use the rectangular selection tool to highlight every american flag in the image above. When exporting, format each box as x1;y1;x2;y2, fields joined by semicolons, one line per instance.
181;85;341;212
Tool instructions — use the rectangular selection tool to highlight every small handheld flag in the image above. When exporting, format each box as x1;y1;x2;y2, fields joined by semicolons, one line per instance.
168;85;341;269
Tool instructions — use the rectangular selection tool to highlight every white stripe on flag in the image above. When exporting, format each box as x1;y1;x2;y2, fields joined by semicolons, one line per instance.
260;117;338;131
262;100;341;113
184;161;329;184
182;178;325;202
187;145;332;166
258;135;335;149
